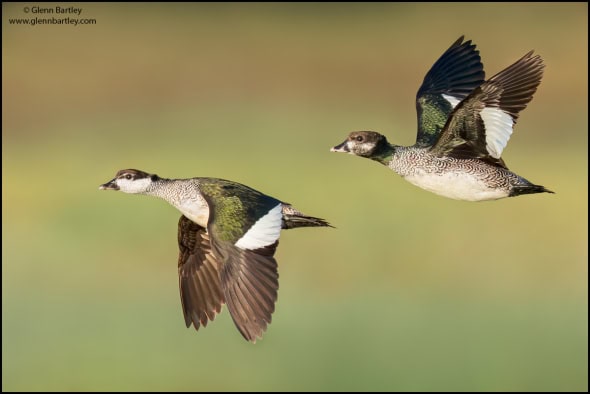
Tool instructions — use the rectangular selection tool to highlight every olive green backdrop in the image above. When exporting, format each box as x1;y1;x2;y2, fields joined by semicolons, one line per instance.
2;2;587;391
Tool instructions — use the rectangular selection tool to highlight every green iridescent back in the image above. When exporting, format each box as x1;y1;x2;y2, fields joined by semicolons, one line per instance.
198;179;281;244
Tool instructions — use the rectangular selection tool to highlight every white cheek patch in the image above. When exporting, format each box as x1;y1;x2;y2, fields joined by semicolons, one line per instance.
235;204;283;250
346;141;356;154
118;177;152;194
442;94;461;109
359;142;376;155
480;107;514;159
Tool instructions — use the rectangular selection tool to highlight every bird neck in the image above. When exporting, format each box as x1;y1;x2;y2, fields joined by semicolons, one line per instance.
142;177;173;198
142;178;210;227
369;141;397;166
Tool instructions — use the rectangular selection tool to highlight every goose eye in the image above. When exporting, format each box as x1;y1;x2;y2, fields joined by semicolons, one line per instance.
125;174;132;180
355;136;364;142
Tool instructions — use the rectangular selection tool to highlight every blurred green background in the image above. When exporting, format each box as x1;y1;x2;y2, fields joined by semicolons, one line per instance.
2;2;587;391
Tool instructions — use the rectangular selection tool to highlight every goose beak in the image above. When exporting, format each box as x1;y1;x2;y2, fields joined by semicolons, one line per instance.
330;141;350;153
99;179;119;190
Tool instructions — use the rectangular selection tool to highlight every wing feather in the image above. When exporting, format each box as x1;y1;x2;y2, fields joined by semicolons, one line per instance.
415;36;485;147
430;51;544;164
177;215;224;330
211;240;279;343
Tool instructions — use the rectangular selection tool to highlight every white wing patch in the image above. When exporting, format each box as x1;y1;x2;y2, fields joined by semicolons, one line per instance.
442;94;461;109
235;204;283;250
481;107;514;158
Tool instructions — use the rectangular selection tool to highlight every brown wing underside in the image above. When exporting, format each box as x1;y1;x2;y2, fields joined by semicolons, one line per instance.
213;240;279;343
177;215;224;330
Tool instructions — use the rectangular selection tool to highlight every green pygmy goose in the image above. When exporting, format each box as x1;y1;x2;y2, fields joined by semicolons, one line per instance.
100;169;331;343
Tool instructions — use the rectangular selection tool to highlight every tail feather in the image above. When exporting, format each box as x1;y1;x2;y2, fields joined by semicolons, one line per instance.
282;213;332;229
280;204;332;229
509;184;554;197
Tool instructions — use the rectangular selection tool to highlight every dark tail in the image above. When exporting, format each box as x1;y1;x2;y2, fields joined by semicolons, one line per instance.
282;213;333;230
509;184;555;197
281;204;333;229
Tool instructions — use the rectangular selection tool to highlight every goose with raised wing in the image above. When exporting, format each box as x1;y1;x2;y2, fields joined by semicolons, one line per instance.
331;36;553;201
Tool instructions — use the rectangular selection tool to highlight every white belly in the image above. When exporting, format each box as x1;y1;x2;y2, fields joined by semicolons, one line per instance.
175;198;210;227
404;171;509;202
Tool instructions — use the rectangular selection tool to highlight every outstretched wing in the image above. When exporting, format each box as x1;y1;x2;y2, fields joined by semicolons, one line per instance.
415;36;485;147
199;179;283;342
211;239;279;343
177;215;224;331
430;51;544;166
